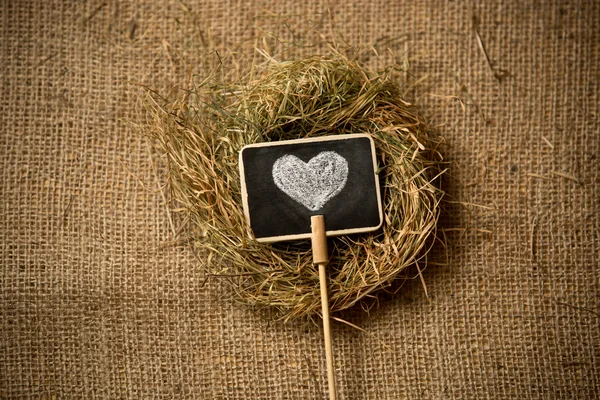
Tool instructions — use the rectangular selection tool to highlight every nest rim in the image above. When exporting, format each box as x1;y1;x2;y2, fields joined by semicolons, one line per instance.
149;54;444;321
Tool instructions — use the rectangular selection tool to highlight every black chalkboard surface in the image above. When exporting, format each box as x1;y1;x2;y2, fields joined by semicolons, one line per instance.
239;134;383;242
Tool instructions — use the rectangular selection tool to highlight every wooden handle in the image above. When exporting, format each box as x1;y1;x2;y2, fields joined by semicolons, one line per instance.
311;215;336;400
318;262;337;400
311;215;329;265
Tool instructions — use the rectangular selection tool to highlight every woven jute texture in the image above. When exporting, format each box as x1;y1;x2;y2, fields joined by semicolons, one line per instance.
1;1;599;399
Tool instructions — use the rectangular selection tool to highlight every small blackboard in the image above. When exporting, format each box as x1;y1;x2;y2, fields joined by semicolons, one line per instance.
239;134;383;242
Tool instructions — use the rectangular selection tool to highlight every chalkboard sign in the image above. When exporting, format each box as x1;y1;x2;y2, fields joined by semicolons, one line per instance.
239;134;383;242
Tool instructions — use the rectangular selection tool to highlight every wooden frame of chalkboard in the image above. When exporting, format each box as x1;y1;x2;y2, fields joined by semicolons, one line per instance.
239;134;383;243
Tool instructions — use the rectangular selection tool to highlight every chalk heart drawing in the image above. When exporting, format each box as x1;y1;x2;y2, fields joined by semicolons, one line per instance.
272;151;349;211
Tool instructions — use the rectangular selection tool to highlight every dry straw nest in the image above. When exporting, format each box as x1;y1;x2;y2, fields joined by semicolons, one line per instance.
148;54;444;321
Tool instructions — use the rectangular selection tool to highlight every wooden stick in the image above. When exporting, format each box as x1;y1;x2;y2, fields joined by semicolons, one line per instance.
311;215;337;400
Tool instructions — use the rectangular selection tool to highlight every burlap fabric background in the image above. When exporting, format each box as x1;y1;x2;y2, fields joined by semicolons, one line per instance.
2;1;599;399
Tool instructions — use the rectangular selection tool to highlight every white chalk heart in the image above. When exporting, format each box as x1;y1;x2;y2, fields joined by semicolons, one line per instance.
272;151;349;211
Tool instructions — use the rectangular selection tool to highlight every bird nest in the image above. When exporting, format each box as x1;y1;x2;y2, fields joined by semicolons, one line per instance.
147;54;444;321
